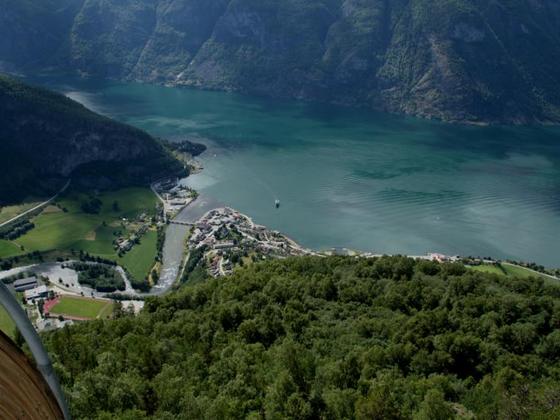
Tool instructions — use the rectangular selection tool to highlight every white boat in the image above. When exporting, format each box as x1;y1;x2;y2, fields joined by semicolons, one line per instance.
275;199;280;208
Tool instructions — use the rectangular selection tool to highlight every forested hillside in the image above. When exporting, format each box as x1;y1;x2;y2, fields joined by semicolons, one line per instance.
0;74;183;204
1;0;560;124
44;256;560;419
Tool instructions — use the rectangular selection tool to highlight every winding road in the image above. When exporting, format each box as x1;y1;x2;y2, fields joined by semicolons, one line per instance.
0;192;215;302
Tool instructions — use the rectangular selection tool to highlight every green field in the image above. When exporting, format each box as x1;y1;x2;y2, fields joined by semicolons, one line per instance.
118;230;158;282
0;306;16;338
467;264;506;275
467;262;555;282
1;188;158;281
0;240;24;258
16;188;156;252
501;263;553;280
50;296;113;320
0;202;40;224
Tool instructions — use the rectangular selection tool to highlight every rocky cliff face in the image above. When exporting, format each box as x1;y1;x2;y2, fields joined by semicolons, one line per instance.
0;74;183;204
1;0;560;124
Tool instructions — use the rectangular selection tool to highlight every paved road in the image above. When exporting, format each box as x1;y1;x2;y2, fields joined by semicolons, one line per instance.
0;196;200;300
150;182;168;224
0;180;71;229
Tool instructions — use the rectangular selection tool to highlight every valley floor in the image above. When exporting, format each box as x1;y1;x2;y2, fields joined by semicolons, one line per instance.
0;187;161;286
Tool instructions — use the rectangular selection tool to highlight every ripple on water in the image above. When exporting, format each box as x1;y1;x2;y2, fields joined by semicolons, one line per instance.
35;75;560;266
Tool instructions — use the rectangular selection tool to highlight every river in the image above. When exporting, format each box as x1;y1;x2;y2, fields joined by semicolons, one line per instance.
28;75;560;267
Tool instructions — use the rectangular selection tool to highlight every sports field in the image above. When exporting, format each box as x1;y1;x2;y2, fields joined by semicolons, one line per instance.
49;296;113;320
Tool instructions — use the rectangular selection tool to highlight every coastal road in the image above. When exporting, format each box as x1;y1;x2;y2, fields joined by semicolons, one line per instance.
150;181;168;224
0;180;71;229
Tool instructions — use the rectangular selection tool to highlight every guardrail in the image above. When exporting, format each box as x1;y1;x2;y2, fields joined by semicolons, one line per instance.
0;281;71;419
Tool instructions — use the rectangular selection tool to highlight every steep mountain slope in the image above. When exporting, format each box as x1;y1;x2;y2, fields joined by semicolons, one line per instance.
0;0;80;72
0;74;183;204
2;0;560;124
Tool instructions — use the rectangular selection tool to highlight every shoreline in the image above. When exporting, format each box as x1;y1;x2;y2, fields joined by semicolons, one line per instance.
1;162;558;303
172;156;559;275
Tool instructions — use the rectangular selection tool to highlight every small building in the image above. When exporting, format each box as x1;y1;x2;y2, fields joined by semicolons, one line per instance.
36;318;74;332
429;253;451;263
170;199;187;206
118;239;132;252
13;277;38;292
24;285;49;302
215;240;235;250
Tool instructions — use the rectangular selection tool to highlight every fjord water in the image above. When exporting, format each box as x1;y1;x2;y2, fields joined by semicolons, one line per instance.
39;76;560;266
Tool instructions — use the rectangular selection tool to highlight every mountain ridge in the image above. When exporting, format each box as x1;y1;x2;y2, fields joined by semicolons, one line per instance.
1;0;560;124
0;74;184;204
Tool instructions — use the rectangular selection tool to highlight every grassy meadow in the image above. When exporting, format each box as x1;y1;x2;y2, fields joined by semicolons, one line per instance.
0;187;159;282
0;240;24;258
0;201;41;224
501;263;543;278
466;263;506;275
0;306;16;338
118;230;158;282
467;262;556;282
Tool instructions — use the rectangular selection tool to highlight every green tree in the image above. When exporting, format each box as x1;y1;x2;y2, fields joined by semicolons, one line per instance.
413;389;455;420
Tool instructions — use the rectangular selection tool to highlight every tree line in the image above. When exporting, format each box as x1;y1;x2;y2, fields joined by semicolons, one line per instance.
43;256;560;419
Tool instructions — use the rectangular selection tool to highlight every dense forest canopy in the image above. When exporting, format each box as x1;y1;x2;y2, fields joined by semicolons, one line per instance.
0;74;184;204
43;256;560;419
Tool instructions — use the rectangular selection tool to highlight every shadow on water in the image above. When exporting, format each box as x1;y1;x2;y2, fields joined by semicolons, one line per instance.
23;74;560;266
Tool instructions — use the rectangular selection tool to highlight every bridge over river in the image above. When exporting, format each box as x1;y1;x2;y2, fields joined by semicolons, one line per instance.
169;220;194;227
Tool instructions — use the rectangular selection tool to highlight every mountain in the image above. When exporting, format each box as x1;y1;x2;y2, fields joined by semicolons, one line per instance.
0;74;184;204
2;0;560;124
44;256;560;418
0;0;81;72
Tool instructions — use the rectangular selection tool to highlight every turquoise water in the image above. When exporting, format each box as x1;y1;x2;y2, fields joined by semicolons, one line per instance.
36;76;560;266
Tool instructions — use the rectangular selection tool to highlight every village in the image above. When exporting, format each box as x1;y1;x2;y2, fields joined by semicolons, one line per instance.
113;177;199;255
113;211;153;254
188;207;314;277
185;207;473;279
152;178;198;221
1;264;143;333
3;182;554;337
